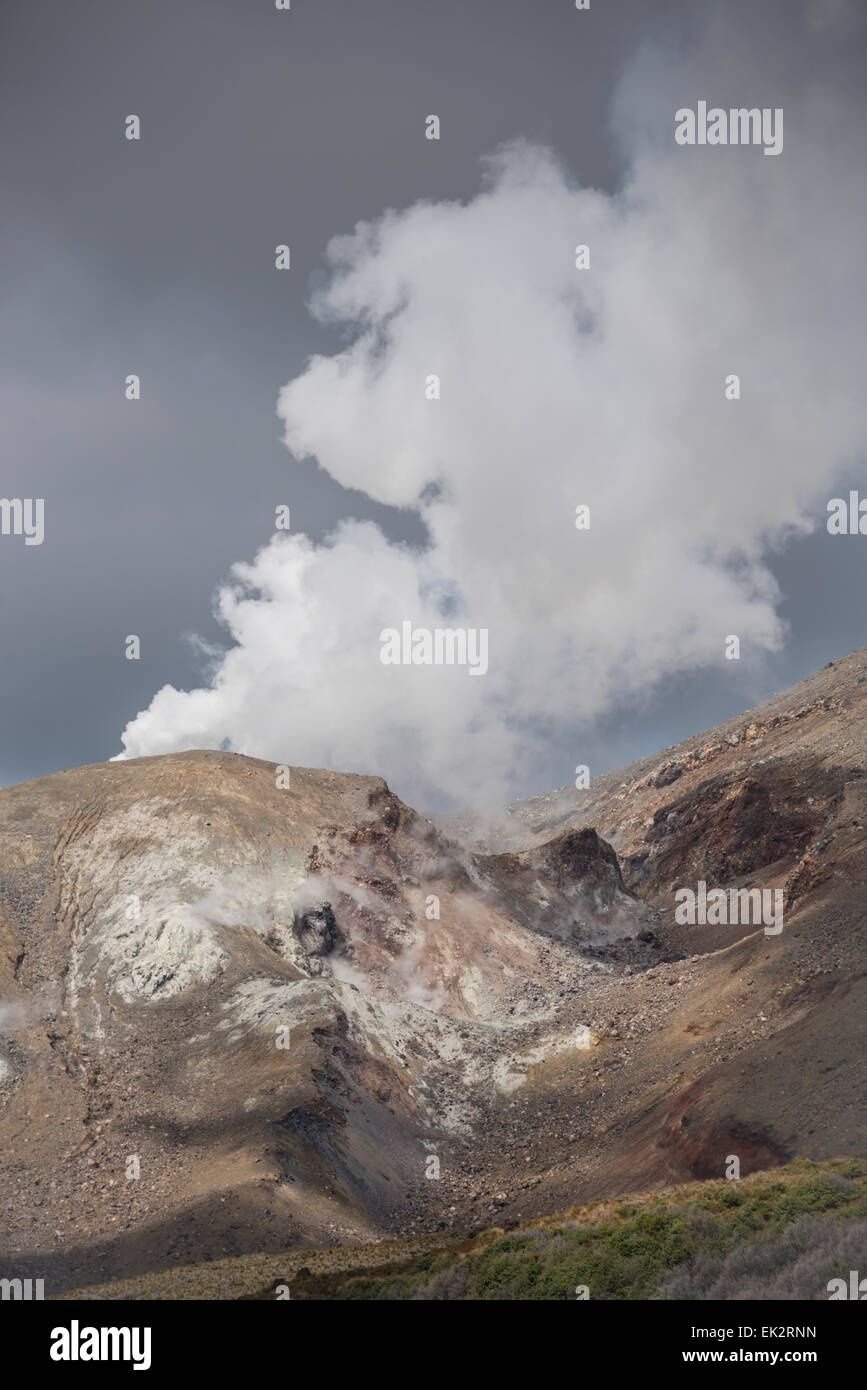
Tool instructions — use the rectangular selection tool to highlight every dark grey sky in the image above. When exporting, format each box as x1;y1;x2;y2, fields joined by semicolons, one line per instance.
1;0;864;800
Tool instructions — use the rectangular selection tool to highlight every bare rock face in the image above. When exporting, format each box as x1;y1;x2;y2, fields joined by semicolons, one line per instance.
294;902;341;964
473;826;656;952
1;650;866;1295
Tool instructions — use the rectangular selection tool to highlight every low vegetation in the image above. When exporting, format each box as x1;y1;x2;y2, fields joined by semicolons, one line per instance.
284;1159;867;1300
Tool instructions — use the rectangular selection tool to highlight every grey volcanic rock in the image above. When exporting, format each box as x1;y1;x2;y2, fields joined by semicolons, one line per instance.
474;826;657;949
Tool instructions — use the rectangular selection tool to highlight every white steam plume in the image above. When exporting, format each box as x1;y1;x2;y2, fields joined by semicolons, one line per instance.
118;6;867;808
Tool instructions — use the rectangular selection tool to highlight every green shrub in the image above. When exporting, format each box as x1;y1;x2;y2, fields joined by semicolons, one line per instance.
301;1160;867;1300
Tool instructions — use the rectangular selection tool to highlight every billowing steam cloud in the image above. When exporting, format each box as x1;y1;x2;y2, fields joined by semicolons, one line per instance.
118;5;867;808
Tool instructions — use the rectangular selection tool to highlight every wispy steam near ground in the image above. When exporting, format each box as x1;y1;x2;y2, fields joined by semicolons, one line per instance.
118;3;867;809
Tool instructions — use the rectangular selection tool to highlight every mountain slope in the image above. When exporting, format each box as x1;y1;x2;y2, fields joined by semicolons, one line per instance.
1;651;865;1295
